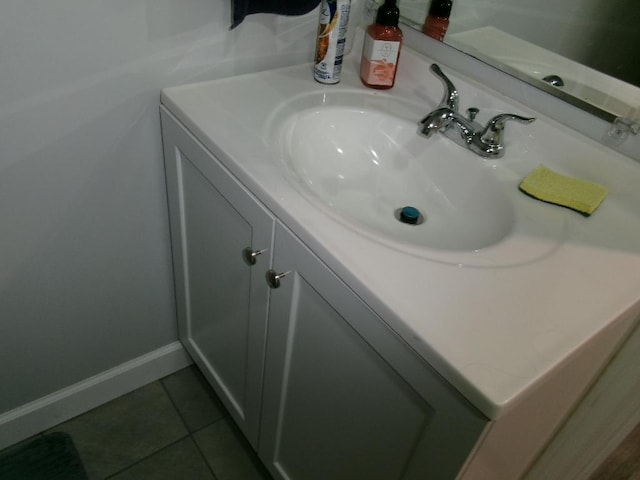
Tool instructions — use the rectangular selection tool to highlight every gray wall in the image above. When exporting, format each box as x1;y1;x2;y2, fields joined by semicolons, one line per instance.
0;0;317;416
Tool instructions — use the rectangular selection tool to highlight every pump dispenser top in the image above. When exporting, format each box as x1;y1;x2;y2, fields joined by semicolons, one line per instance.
428;0;452;17
375;0;400;27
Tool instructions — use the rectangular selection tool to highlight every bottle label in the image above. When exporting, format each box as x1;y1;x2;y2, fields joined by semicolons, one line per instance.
313;0;351;84
360;34;400;86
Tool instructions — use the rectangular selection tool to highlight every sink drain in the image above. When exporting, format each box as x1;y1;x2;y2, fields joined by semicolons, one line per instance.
395;206;424;225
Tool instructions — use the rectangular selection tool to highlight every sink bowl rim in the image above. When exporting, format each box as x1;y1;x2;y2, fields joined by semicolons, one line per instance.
266;91;567;267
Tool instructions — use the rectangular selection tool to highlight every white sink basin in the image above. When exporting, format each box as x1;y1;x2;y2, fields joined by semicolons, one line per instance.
268;91;564;264
274;95;514;251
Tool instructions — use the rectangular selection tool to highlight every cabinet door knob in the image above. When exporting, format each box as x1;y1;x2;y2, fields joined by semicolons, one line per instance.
265;269;290;289
242;247;266;266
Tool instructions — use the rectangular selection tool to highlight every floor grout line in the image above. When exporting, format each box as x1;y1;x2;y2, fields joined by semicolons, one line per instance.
190;430;221;480
158;375;223;480
101;433;192;480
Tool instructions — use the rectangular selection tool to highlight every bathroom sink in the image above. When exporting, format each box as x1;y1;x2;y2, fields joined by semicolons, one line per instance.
161;46;640;426
163;65;568;266
270;92;516;252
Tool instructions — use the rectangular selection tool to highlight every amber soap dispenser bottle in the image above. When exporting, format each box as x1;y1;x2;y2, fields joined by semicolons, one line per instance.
360;0;403;89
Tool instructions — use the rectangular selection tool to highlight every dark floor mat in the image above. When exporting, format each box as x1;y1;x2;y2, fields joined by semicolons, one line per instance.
0;432;88;480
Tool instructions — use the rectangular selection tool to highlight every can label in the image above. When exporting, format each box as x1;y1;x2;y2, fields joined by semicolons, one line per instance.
313;0;351;84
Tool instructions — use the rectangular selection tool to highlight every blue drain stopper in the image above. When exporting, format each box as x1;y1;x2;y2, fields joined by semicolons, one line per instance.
399;206;420;225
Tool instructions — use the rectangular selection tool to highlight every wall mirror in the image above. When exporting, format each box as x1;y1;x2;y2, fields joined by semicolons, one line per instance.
397;0;640;128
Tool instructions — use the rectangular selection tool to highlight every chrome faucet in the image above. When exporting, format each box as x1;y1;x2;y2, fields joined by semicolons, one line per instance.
419;64;536;158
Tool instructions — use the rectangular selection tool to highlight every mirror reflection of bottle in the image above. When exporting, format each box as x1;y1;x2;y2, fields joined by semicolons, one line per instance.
359;0;403;89
422;0;452;41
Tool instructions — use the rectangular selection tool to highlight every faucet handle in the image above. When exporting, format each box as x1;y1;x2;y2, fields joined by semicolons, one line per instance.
430;64;459;112
480;113;535;145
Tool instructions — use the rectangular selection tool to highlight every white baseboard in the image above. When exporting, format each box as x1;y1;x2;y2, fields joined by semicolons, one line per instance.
0;341;192;450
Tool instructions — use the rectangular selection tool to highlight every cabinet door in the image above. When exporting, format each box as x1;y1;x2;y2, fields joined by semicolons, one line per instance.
259;224;487;480
162;110;274;448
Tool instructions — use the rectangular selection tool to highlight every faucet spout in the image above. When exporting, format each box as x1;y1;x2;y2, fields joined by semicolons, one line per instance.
419;107;454;137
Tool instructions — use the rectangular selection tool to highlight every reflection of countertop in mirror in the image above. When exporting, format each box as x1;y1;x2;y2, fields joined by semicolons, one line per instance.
447;26;640;119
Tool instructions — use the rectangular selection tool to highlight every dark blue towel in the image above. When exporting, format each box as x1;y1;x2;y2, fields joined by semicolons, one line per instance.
231;0;321;28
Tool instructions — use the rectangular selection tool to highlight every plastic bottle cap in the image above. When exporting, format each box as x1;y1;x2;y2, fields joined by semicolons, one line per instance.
399;206;420;224
376;0;400;27
428;0;452;17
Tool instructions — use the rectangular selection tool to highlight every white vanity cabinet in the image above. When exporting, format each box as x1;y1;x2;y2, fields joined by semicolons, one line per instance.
260;223;488;480
161;108;489;479
162;110;274;448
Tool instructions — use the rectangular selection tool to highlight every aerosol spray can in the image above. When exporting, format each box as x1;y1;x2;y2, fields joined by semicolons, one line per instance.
313;0;351;84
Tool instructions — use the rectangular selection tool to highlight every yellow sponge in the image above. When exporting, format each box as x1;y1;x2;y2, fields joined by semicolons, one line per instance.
519;165;607;216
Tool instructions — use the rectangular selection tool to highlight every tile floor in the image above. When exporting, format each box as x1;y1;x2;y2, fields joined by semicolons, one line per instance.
3;365;638;479
48;366;272;480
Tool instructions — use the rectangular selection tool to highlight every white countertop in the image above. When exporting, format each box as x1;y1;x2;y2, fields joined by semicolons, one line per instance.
161;45;640;419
